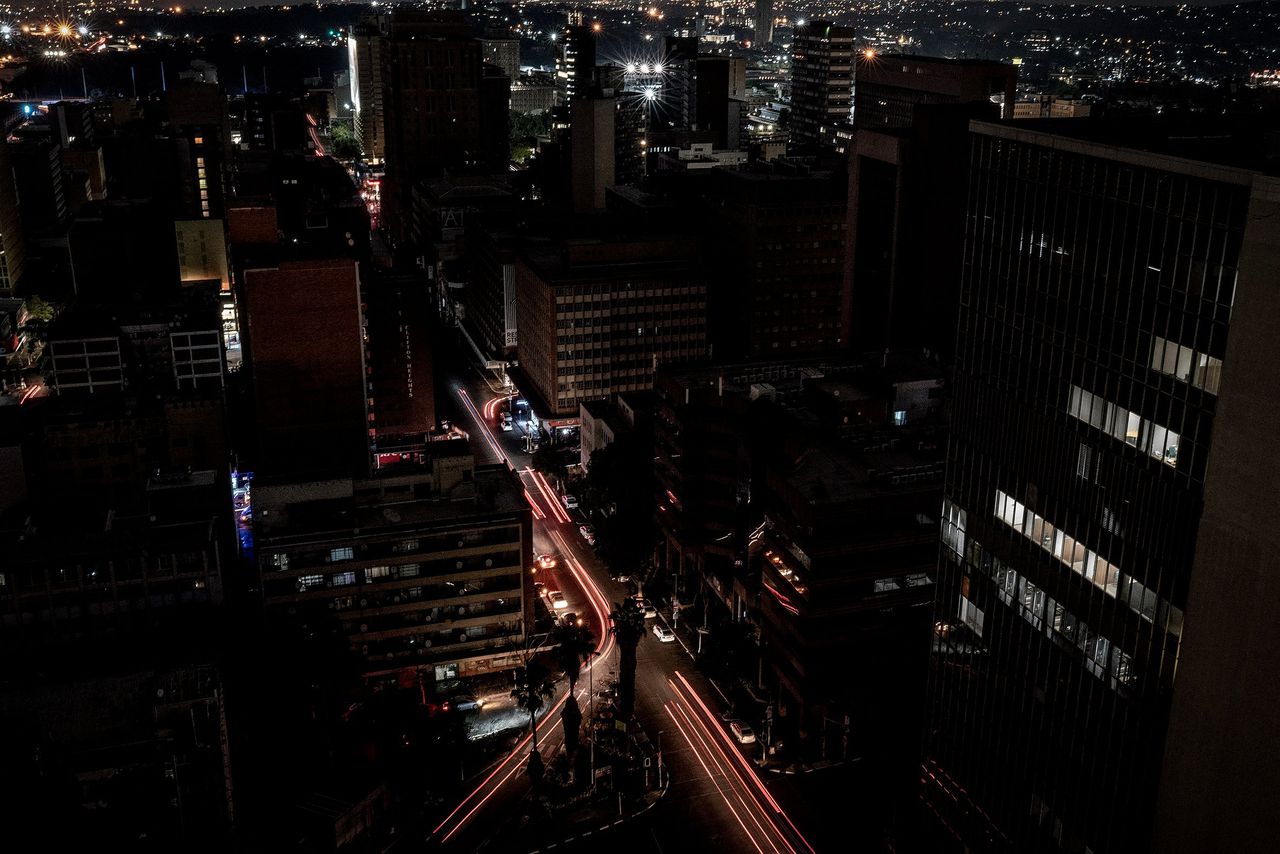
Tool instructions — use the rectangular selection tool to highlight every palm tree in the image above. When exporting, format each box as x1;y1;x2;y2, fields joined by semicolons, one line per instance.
561;696;583;756
552;622;596;695
609;599;647;719
511;661;555;751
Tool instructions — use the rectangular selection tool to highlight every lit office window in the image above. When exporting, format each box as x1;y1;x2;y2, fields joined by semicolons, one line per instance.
1151;335;1222;394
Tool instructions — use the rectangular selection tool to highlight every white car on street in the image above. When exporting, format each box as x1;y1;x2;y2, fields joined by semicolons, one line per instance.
634;598;658;619
729;720;757;744
548;590;568;610
653;625;675;643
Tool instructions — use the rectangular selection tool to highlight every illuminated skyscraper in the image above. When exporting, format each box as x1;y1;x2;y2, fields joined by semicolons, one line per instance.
556;23;597;104
348;12;388;161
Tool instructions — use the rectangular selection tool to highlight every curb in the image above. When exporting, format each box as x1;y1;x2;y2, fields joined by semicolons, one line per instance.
526;783;668;853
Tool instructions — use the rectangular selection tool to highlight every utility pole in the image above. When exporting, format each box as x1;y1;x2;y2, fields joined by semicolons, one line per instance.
657;730;665;788
588;652;596;789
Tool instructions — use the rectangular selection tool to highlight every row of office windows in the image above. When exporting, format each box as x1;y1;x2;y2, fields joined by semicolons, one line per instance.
992;490;1183;638
1149;335;1221;395
1067;385;1180;469
943;500;1139;691
267;528;518;571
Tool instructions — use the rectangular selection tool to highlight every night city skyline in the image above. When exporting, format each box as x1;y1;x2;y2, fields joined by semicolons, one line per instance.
0;2;1277;853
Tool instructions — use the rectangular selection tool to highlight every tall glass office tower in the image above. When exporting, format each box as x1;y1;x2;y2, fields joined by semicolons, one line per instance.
924;119;1280;853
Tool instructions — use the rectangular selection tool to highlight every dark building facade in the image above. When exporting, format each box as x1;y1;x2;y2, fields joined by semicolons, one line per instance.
694;56;746;151
0;141;26;295
11;137;69;235
380;11;509;244
701;160;849;360
924;119;1280;853
845;101;999;359
516;236;707;417
854;54;1016;130
789;21;854;147
255;447;534;688
754;0;775;47
241;258;368;478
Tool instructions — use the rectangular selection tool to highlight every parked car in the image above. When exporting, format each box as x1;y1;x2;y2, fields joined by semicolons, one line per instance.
560;611;584;628
534;582;547;598
579;524;596;546
500;413;513;432
634;598;658;619
653;625;675;643
562;494;579;510
548;590;569;610
535;553;558;571
729;720;757;744
611;570;631;583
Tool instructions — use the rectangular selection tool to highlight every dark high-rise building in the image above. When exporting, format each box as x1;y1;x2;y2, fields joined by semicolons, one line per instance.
244;93;306;154
701;159;849;360
661;36;700;129
789;21;854;147
613;94;647;186
695;56;747;150
854;54;1017;130
11;138;69;236
754;0;775;46
241;258;368;478
845;100;999;359
0;141;26;296
479;62;513;170
570;95;615;212
381;11;507;243
925;118;1280;854
480;37;521;81
50;101;96;149
167;79;235;218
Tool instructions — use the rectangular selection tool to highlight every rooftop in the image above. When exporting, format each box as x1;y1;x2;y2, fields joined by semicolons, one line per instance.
974;117;1280;179
519;235;701;283
255;462;527;544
